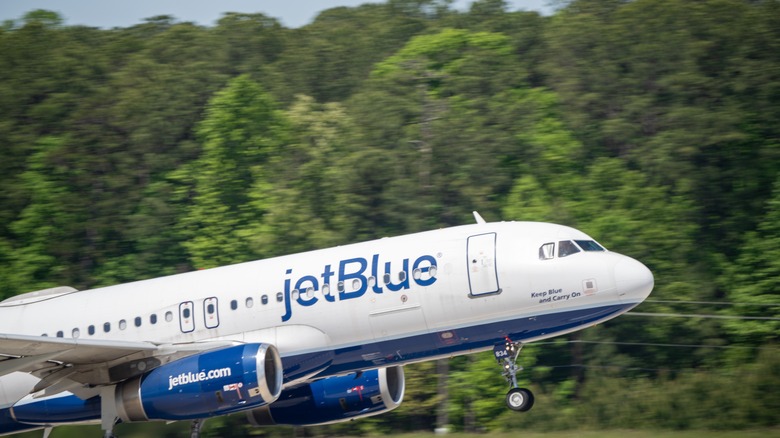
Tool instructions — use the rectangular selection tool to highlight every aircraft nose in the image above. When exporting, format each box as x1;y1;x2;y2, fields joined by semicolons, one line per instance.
614;256;654;303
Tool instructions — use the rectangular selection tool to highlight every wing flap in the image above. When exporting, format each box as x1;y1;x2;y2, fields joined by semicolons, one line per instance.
0;333;158;362
0;351;68;378
0;333;159;379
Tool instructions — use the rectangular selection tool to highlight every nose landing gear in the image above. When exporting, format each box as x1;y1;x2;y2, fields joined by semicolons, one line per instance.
494;338;534;412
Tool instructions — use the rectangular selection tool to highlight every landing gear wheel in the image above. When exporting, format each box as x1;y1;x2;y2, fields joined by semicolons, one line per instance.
494;338;535;412
506;387;534;412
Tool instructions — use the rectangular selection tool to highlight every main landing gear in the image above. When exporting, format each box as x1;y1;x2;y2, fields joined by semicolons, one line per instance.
493;337;534;412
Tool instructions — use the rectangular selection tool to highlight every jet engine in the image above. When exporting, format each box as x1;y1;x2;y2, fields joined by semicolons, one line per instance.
11;343;282;425
115;343;282;422
247;366;404;426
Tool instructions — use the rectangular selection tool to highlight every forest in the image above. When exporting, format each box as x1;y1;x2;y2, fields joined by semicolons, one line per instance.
0;0;778;435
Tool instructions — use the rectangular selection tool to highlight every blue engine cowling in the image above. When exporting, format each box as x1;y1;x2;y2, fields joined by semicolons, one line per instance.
116;343;282;422
9;343;282;426
247;366;404;426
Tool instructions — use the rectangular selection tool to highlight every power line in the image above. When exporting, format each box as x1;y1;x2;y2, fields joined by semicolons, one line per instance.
526;363;773;374
644;299;780;307
626;311;780;321
528;364;667;372
533;339;777;351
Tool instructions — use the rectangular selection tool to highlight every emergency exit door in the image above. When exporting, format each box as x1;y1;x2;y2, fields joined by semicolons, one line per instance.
179;301;195;333
203;297;219;329
467;233;500;296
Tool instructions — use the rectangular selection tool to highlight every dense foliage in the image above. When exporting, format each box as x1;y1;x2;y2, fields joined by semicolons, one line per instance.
1;0;778;434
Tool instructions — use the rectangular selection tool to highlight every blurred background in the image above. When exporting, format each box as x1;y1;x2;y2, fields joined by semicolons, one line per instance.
0;0;778;436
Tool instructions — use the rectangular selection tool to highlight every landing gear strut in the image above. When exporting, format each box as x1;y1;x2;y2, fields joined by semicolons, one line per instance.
493;338;534;412
191;419;206;438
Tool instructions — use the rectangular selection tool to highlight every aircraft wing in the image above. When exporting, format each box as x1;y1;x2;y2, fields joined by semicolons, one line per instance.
0;333;158;367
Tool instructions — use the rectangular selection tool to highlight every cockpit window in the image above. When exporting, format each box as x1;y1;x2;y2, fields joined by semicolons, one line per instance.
539;243;555;260
558;240;581;257
575;240;605;251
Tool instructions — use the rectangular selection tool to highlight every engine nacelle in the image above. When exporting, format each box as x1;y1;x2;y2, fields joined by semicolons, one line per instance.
247;366;404;426
8;344;282;426
116;343;282;422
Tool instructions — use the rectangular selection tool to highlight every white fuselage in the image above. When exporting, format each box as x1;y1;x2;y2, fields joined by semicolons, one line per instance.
0;221;653;408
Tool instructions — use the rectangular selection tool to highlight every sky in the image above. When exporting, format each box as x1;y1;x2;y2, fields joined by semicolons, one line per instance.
0;0;553;29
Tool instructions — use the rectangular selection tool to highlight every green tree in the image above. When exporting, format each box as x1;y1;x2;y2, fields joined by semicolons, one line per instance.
214;12;284;76
84;21;228;282
258;95;356;252
0;12;107;241
721;177;780;347
351;28;531;229
271;1;434;104
5;136;80;295
182;75;289;268
543;0;780;260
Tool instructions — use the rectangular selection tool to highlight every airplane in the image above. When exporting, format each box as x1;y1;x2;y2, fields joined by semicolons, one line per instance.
0;213;653;437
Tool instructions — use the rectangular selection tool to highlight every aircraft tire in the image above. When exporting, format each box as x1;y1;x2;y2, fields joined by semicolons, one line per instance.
506;387;534;412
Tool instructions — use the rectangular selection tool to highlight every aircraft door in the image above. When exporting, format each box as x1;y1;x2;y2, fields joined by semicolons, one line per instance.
203;297;219;329
179;301;195;333
467;233;500;296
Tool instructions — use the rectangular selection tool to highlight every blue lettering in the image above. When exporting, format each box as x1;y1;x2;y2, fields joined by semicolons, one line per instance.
321;264;336;302
281;254;437;322
413;255;437;287
384;259;410;292
281;269;294;322
371;254;383;294
294;275;319;306
339;258;368;300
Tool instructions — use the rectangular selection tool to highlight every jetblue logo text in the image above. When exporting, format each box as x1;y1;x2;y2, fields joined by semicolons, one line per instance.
168;367;232;390
281;253;437;321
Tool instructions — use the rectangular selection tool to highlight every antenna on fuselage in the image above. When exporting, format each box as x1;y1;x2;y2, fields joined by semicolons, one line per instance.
473;211;487;224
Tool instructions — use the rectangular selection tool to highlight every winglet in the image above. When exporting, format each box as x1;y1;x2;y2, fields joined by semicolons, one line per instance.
473;211;486;224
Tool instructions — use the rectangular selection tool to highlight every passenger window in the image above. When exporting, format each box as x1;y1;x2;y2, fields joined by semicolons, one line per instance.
230;300;238;310
150;314;157;325
88;325;95;335
539;243;555;260
134;317;142;327
245;297;254;308
103;323;111;333
558;240;581;257
56;331;64;338
119;320;127;330
165;311;173;322
276;292;283;302
262;295;268;305
72;328;80;338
